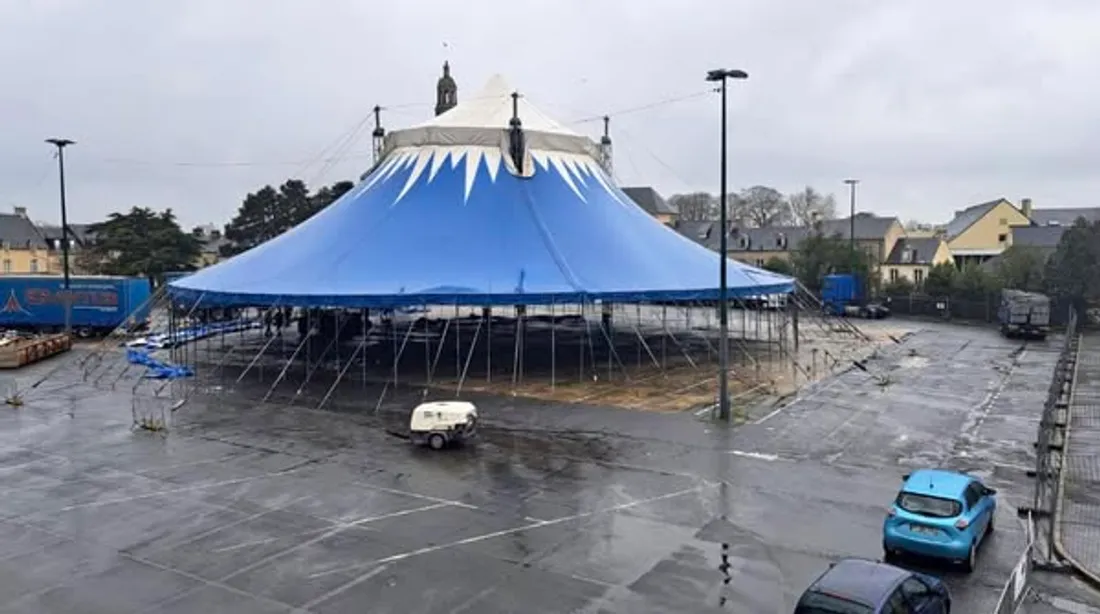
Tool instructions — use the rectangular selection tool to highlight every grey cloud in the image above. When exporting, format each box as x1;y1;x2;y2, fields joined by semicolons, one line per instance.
1;0;1098;229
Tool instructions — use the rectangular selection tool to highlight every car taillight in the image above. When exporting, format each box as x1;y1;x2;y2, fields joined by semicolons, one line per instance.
955;518;969;529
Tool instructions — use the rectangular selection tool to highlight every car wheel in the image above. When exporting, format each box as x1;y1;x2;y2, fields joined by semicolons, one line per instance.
963;542;977;573
987;513;995;534
945;598;951;613
428;433;446;450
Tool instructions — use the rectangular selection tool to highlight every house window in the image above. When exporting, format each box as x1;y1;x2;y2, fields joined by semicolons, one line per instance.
998;233;1007;243
889;268;899;283
911;249;918;262
901;249;912;264
738;236;749;249
999;217;1008;225
775;233;787;249
29;259;38;273
1;260;9;273
914;268;924;286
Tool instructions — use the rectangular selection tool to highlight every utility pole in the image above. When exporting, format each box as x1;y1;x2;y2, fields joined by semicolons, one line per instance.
706;68;749;422
46;138;75;335
844;179;859;272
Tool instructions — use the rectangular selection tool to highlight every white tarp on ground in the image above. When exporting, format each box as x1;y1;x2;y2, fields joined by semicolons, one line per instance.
382;75;601;159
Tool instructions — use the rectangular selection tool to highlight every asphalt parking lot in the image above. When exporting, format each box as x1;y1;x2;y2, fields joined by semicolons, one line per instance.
0;321;1096;613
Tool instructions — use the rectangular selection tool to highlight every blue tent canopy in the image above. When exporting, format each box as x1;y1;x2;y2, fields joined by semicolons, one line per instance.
169;76;793;309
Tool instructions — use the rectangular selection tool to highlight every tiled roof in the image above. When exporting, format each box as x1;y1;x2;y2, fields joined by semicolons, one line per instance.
1028;207;1100;227
884;237;943;265
672;220;717;245
0;213;48;249
817;213;901;241
1011;225;1067;249
621;186;678;215
944;198;1008;240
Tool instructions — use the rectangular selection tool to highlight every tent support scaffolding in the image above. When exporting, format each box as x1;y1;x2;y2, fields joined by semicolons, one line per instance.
550;301;556;391
429;317;453;385
455;313;484;397
262;331;312;402
319;334;369;410
294;316;350;399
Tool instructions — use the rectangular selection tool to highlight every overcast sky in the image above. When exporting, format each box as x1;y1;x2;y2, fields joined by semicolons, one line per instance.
2;0;1098;229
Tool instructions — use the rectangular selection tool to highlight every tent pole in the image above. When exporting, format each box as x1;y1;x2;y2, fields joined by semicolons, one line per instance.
578;302;585;383
584;305;597;382
295;315;349;400
320;335;367;410
430;318;452;385
391;310;399;387
361;308;368;389
455;304;461;381
262;331;312;402
662;310;698;369
235;328;281;384
511;306;522;389
550;300;556;392
636;304;642;371
661;305;668;369
597;316;630;382
485;307;492;384
632;320;661;371
456;313;483;397
424;309;431;385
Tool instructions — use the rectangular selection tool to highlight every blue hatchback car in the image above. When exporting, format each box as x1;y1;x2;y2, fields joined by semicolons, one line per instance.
795;558;951;613
883;469;997;571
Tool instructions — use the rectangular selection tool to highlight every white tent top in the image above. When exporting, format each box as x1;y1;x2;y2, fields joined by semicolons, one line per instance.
382;75;599;158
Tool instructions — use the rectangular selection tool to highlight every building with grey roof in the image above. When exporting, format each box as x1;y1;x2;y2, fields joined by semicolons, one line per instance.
621;186;678;224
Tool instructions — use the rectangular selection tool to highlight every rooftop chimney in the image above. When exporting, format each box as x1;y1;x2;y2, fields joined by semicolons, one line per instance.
1020;197;1033;220
12;206;26;218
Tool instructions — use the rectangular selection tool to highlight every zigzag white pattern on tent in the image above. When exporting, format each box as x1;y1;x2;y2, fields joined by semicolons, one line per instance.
463;149;482;203
393;149;435;206
428;149;450;182
482;148;502;183
373;145;623;207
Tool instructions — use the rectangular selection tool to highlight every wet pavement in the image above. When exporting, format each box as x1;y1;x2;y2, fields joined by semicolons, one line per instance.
1061;332;1100;583
0;322;1096;612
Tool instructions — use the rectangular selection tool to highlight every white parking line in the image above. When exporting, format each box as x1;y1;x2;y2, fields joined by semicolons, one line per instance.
299;485;707;609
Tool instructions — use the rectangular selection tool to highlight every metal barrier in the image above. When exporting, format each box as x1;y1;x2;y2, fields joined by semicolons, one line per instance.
1020;306;1078;565
993;515;1035;614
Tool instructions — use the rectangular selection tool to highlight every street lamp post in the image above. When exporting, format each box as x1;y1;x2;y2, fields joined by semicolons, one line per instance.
844;179;859;272
46;138;75;335
706;68;748;422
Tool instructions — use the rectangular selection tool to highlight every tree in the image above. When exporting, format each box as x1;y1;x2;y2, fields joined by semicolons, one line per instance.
790;231;875;293
79;207;201;284
761;256;794;276
954;264;1000;301
923;263;956;297
787;187;837;226
1045;218;1100;310
668;192;716;221
882;277;915;296
222;179;355;257
739;185;790;227
995;245;1046;292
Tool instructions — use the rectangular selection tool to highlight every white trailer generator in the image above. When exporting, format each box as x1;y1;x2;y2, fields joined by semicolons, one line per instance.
409;401;478;450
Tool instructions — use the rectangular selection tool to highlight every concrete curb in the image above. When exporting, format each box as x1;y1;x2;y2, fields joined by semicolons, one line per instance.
1052;332;1100;590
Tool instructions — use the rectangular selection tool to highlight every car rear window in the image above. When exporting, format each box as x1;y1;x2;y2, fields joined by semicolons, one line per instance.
897;492;961;518
795;591;874;614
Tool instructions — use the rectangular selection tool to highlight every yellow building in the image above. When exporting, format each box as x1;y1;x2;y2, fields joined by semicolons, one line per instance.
0;208;61;275
882;237;953;286
943;198;1030;268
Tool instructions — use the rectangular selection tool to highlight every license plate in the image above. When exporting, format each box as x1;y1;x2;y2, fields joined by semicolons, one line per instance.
910;524;938;535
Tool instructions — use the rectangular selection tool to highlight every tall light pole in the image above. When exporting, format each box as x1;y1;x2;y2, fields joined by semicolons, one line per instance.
844;179;859;272
706;68;748;422
46;138;75;334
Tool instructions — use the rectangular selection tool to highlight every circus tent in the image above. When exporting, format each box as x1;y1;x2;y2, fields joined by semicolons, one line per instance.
168;75;793;308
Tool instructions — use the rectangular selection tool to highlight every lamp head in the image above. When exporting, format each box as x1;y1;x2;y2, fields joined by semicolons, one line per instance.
706;69;749;82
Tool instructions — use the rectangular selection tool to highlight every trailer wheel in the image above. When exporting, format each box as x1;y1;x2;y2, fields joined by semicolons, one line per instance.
75;327;93;339
428;433;446;450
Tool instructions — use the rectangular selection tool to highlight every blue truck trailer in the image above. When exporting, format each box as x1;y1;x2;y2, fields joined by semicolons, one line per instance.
821;273;890;319
0;275;153;336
